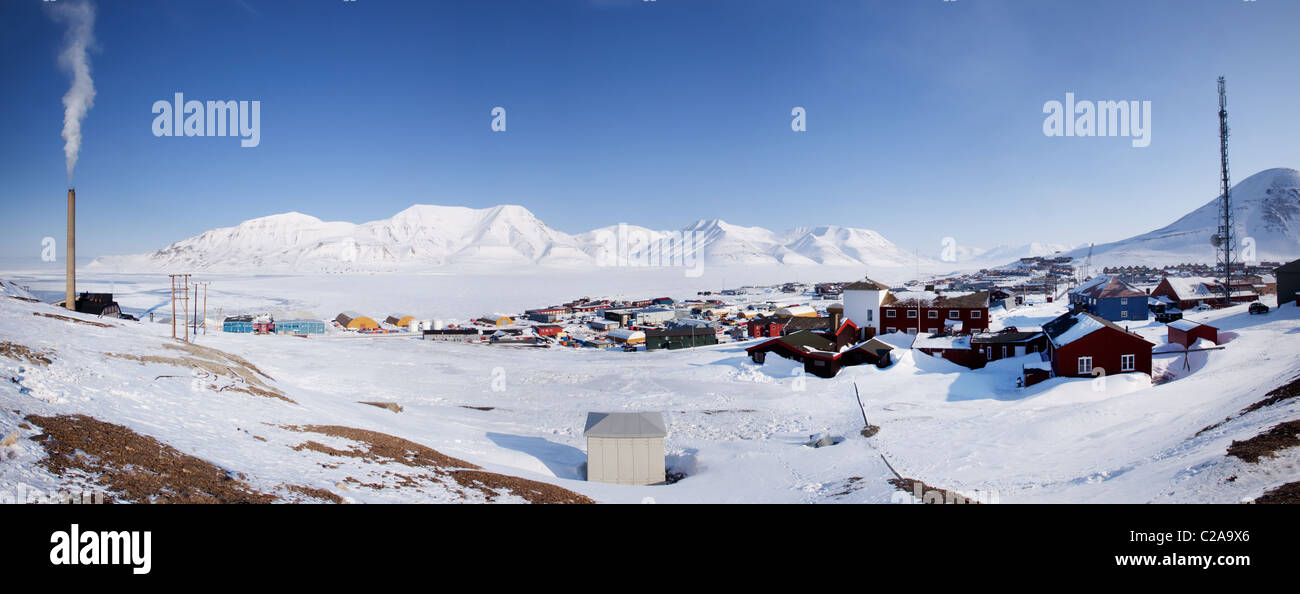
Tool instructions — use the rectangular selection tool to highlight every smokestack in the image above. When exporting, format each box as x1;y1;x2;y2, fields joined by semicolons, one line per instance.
66;188;75;310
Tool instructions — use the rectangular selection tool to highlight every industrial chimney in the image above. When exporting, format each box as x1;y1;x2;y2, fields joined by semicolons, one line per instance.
66;188;75;311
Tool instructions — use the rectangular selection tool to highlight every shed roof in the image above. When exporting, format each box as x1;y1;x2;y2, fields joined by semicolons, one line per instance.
583;412;667;438
1167;319;1209;332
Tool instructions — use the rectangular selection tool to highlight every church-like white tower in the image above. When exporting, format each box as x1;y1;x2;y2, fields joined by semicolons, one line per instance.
842;278;891;338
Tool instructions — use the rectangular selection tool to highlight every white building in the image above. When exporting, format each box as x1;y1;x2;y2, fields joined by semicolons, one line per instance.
584;412;667;486
842;278;891;336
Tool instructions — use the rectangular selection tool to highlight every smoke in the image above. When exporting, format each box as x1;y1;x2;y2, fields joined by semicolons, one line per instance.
50;0;97;182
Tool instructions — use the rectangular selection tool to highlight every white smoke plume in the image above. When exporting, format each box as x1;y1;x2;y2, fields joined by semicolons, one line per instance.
50;0;97;182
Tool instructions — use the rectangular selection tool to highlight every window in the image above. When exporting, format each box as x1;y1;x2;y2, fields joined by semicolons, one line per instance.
1002;346;1008;359
971;311;982;319
1121;310;1128;319
948;310;960;319
1078;356;1093;374
886;310;896;318
1120;297;1128;305
906;328;917;335
1121;354;1135;372
907;310;918;319
867;310;873;322
928;310;938;319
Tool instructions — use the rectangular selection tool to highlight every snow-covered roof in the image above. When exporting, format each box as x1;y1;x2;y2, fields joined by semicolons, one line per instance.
913;333;971;350
1159;277;1252;300
1070;275;1145;299
607;328;646;340
1042;311;1148;348
873;332;917;349
583;412;667;438
1167;319;1208;332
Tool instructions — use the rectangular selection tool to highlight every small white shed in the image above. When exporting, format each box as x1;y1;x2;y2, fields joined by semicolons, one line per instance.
583;412;667;485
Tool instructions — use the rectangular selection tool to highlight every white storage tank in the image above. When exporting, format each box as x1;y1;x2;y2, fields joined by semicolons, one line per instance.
583;412;667;486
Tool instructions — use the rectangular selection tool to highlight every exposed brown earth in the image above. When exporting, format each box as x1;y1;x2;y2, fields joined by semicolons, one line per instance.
0;341;52;367
25;413;275;504
285;425;592;503
360;401;403;413
106;342;294;404
1254;481;1300;504
1227;419;1300;464
283;484;344;504
888;477;983;504
450;470;594;504
285;424;480;469
34;311;113;327
1198;374;1300;436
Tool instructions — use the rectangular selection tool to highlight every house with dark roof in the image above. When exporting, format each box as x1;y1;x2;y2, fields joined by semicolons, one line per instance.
744;324;893;379
971;329;1047;362
1043;312;1153;379
746;316;786;338
1068;275;1148;322
1150;276;1257;310
879;291;989;335
644;327;718;351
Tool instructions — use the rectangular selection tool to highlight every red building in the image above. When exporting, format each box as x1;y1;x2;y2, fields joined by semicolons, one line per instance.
534;324;564;337
1043;312;1153;379
1167;320;1218;347
746;317;786;338
744;320;889;379
571;301;610;313
879;291;990;335
1151;277;1257;310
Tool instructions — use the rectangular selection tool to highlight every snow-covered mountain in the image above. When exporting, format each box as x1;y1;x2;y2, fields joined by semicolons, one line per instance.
1063;168;1300;267
91;206;926;272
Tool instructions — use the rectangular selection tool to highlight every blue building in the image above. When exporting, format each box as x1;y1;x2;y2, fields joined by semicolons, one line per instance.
1069;275;1148;322
275;319;326;335
222;315;254;333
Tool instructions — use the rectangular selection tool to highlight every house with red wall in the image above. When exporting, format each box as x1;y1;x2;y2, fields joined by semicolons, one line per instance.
1151;276;1257;310
1043;312;1153;379
1167;319;1218;347
879;291;989;335
746;316;786;338
534;324;564;337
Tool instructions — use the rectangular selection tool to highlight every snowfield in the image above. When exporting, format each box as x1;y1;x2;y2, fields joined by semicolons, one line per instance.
1;272;1298;504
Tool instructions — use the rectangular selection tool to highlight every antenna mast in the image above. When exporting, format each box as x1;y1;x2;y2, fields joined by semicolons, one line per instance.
1214;76;1234;306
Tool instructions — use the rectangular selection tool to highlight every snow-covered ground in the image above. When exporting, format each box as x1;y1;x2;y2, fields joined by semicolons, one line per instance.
1;271;1297;503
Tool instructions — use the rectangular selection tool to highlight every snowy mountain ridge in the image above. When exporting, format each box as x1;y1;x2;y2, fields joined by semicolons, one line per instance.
1060;168;1300;267
91;206;932;272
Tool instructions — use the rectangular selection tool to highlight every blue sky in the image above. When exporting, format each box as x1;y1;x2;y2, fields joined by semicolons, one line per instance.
1;0;1298;262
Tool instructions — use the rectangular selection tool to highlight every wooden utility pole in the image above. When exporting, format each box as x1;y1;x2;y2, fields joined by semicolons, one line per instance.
169;274;191;342
192;282;210;337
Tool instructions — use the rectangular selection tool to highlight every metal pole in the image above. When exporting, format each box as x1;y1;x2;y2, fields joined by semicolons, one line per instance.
170;275;177;340
66;189;76;311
